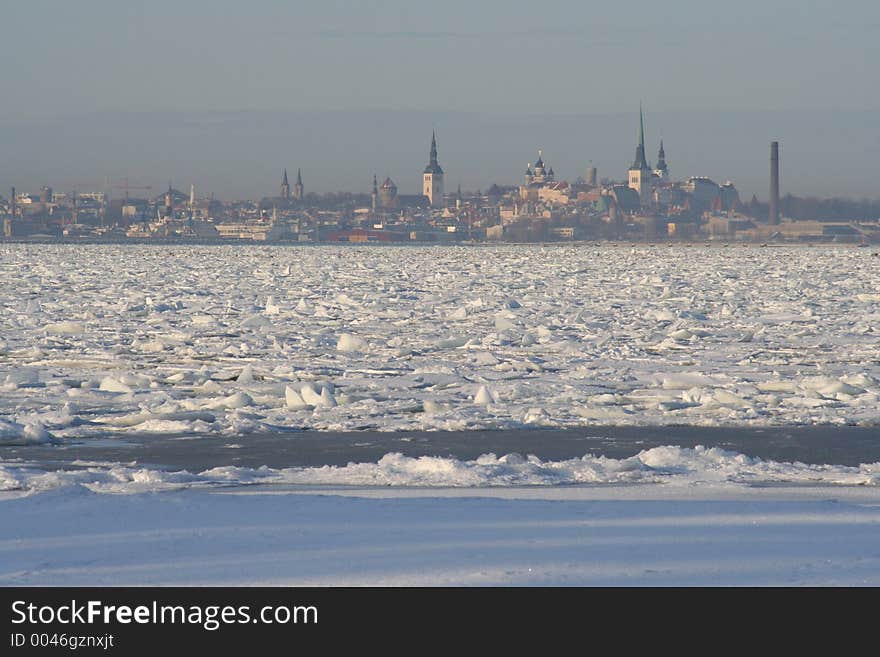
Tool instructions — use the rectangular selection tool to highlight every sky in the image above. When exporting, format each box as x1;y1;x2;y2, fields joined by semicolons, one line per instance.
2;0;879;200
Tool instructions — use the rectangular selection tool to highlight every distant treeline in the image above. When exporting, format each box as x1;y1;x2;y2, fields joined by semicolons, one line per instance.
747;194;880;222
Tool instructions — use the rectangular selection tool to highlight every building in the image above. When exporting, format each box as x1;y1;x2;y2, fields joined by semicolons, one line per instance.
422;132;444;207
627;106;653;207
523;151;555;186
520;151;557;201
379;177;398;209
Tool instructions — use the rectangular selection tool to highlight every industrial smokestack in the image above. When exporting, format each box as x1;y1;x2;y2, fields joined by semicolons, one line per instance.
10;187;15;219
769;141;779;225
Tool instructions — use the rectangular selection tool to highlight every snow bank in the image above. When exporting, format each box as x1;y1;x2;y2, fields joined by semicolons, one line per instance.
3;446;879;494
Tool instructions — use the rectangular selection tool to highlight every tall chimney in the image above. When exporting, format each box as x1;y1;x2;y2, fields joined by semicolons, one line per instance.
769;141;779;225
10;187;15;219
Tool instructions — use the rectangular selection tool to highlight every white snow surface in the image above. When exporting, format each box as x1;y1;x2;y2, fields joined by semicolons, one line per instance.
2;243;880;438
2;462;880;585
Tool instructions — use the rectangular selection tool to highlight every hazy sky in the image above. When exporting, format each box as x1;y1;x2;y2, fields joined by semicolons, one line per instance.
2;1;879;199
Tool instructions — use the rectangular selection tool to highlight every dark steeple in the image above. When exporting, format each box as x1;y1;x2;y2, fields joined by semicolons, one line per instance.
281;169;291;199
424;131;444;174
656;139;667;173
293;168;304;200
631;104;650;171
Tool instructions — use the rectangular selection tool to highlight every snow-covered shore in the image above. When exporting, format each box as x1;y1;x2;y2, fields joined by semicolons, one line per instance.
1;446;879;586
3;477;879;586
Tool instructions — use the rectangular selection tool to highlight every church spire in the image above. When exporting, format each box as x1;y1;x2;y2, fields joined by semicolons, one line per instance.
293;168;304;200
639;104;645;151
424;131;443;174
281;169;290;199
631;104;650;171
656;139;667;172
296;168;302;186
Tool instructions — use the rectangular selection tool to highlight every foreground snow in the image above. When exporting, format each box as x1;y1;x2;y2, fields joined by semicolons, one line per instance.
2;481;879;586
2;447;880;586
2;243;880;440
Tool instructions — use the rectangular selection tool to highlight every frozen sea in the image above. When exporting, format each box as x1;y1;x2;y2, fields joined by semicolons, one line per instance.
2;242;880;442
2;243;880;585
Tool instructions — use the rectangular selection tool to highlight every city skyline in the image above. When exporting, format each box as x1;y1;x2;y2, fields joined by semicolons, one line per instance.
3;106;880;202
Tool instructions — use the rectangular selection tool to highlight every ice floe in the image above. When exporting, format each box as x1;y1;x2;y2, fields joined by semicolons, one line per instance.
1;243;879;436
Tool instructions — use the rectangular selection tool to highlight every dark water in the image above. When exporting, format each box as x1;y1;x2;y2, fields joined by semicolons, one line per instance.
2;425;879;471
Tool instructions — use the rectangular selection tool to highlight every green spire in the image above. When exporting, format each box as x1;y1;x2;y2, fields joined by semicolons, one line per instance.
639;103;645;150
631;103;650;171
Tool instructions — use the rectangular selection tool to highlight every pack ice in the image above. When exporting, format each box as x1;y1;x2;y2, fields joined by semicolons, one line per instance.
1;243;879;440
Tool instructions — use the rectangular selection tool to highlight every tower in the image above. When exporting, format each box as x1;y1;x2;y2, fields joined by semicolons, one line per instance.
371;174;378;212
280;169;290;200
628;105;653;206
293;168;304;201
423;131;444;207
380;177;398;209
654;140;668;179
165;184;174;218
769;141;780;225
586;165;597;186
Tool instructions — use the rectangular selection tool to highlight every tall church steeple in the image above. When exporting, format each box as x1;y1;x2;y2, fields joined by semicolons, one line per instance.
654;139;668;179
293;168;304;200
631;105;650;171
423;131;444;207
628;104;653;206
281;169;290;199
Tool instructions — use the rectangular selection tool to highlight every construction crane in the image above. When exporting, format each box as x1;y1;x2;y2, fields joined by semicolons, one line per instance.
113;178;153;201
